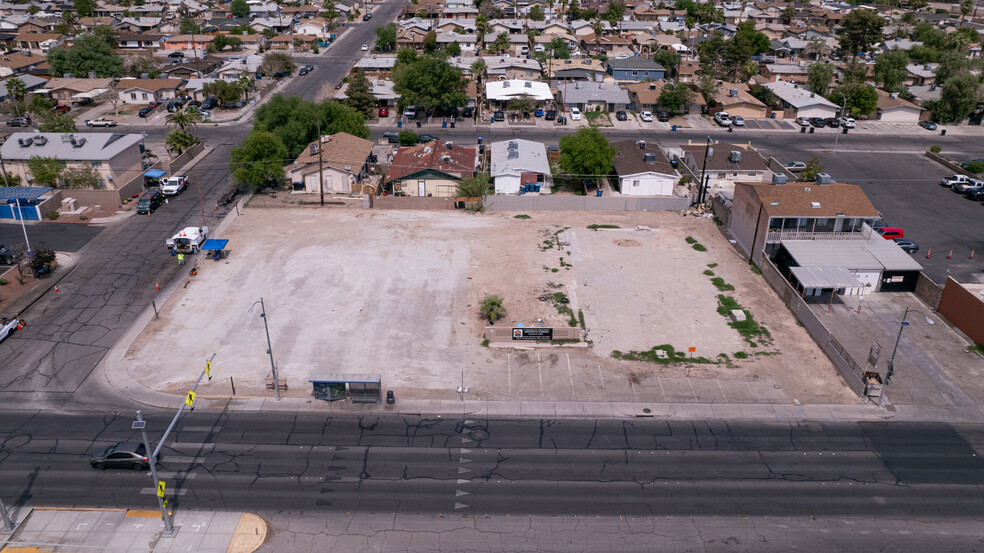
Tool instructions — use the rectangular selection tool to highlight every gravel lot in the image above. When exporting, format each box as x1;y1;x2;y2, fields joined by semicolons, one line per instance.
126;208;853;404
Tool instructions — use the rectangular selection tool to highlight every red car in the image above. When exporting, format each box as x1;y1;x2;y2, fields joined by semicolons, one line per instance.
52;104;71;114
875;227;904;240
378;106;389;117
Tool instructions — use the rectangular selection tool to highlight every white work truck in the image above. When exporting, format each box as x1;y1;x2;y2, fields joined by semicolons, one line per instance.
0;317;21;344
160;175;188;196
166;226;208;253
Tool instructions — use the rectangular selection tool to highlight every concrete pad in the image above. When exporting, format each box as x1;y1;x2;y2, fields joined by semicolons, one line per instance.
41;511;80;532
658;378;700;403
156;529;206;552
719;380;757;402
104;531;140;550
690;378;727;403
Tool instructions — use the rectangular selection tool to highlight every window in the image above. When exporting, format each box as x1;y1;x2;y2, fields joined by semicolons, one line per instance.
633;180;639;187
631;70;638;76
142;92;148;100
717;172;726;179
91;161;102;168
130;93;137;100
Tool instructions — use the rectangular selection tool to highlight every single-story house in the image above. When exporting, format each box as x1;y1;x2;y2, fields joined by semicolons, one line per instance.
118;33;169;49
759;63;809;83
761;79;839;119
13;32;62;53
874;89;925;123
38;77;115;103
490;138;550;194
485;79;554;106
554;80;631;112
708;83;768;118
612;139;678;196
606;57;665;82
0;73;46;101
163;34;214;51
116;78;185;104
385;141;478;198
287;132;375;195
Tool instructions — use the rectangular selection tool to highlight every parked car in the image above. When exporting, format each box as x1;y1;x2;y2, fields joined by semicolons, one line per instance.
86;117;117;127
640;111;653;122
786;161;807;172
417;134;438;143
919;120;938;130
940;174;973;187
6;117;31;127
795;116;810;127
824;117;839;127
953;179;984;193
493;110;505;121
731;115;745;126
201;97;219;109
383;131;400;144
198;109;211;119
875;226;904;239
892;238;919;253
657;110;670;122
148;100;163;109
965;188;984;201
186;100;201;107
839;116;856;128
168;51;184;58
138;106;153;118
135;188;164;215
809;117;826;127
544;109;557;120
90;442;151;470
462;106;474;118
615;110;627;121
533;108;544;117
378;106;389;117
362;11;372;20
714;111;731;126
361;44;369;51
299;64;313;75
403;106;417;119
569;107;581;120
273;71;289;78
52;104;71;114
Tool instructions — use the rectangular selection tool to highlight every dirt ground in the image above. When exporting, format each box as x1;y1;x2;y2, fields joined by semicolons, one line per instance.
125;207;854;405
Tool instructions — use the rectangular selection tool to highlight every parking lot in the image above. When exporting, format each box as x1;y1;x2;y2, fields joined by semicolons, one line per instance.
124;209;853;405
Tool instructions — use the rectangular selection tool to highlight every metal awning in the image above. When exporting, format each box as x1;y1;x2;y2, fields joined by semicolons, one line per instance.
201;239;228;251
0;187;53;202
789;266;863;289
143;169;167;179
71;88;110;99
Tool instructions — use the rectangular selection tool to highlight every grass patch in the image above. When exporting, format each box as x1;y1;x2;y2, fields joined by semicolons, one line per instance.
481;338;490;347
612;344;717;365
713;216;723;226
734;351;748;359
692;243;707;252
703;270;715;276
551;338;581;345
587;224;620;230
514;214;531;219
685;236;697;244
578;309;585;330
749;263;762;275
710;277;734;291
707;263;718;268
716;294;773;347
541;290;577;326
551;268;559;273
969;344;984;357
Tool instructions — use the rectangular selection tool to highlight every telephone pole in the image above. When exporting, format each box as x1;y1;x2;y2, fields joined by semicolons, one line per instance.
317;121;324;206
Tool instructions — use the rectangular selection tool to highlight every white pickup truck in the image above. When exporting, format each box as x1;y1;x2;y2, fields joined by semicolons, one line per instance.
160;175;188;196
0;317;21;343
166;226;208;253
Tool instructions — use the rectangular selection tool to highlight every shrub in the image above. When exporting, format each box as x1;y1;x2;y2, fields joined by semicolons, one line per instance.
685;236;697;244
703;270;714;276
734;351;748;359
930;145;942;153
587;224;619;230
0;278;6;285
479;294;506;324
46;211;60;220
692;243;707;252
965;161;984;174
514;214;531;219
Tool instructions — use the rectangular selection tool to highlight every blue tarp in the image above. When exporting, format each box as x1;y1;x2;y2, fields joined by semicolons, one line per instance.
143;169;167;179
201;239;228;251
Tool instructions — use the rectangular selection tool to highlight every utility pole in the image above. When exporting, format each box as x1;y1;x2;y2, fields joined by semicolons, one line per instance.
317;121;324;206
134;411;174;535
0;495;13;531
250;298;281;400
696;136;712;207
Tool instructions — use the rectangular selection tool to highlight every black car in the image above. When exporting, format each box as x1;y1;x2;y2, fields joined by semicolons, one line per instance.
168;51;184;58
201;97;219;109
809;117;826;128
362;11;372;20
493;110;505;121
657;111;670;122
135;188;164;214
417;134;439;143
6;117;31;127
966;188;984;201
824;117;840;127
298;64;313;75
90;442;151;470
615;110;627;121
462;106;474;118
544;109;557;120
892;238;919;253
138;106;153;118
273;71;290;78
186;100;201;107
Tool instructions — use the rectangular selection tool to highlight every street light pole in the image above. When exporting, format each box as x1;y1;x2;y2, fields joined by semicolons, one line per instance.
878;306;933;407
0;495;13;531
250;297;281;400
134;411;174;535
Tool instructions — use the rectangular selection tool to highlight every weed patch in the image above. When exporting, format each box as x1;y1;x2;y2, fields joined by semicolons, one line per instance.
710;277;734;291
612;344;717;365
707;263;718;268
685;236;697;244
734;351;748;359
969;344;984;357
716;294;772;347
481;338;490;347
578;309;585;330
514;214;532;219
587;224;620;230
703;270;715;276
750;263;762;275
692;243;707;252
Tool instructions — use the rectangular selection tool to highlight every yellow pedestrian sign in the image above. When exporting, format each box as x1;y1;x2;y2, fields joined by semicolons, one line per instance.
185;390;196;406
162;499;168;509
205;359;211;376
157;481;166;498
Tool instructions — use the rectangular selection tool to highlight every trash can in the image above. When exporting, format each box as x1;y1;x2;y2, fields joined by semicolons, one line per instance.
672;124;677;131
397;120;402;128
416;121;421;128
442;119;447;128
450;120;455;128
596;189;603;197
800;126;806;133
842;127;848;134
770;113;776;119
941;129;946;136
386;390;395;405
809;127;814;133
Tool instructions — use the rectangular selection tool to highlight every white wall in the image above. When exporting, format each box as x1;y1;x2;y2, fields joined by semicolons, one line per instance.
495;174;521;194
796;105;838;119
879;106;921;122
619;174;674;195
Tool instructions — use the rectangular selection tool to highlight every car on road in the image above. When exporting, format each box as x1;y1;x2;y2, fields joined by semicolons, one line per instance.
138;106;153;118
85;117;117;127
795;116;810;126
569;107;581;120
168;51;184;58
809;117;826;127
615;110;627;121
378;106;388;117
6;117;31;127
713;111;731;126
534;108;544;117
892;238;919;253
919;120;938;130
361;44;369;51
135;188;164;214
544;109;557;120
417;134;438;143
90;442;151;470
363;11;372;20
839;116;856;128
52;104;71;114
731;115;745;126
824;117;839;127
161;175;188;196
875;226;904;239
299;64;313;75
785;161;806;172
493;110;505;121
640;111;653;122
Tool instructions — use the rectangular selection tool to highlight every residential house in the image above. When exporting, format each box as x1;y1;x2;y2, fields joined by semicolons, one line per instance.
490;138;550;194
905;63;936;87
232;34;268;51
728;179;883;268
163;34;214;51
281;5;321;19
268;34;317;51
759;62;809;83
874;89;925;123
206;17;251;33
581;33;633;56
0;51;47;77
677;60;699;82
0;73;45;101
159;57;222;79
485;79;553;107
117;33;169;49
385;141;478;198
761;79;839;118
0;132;147;189
295;18;332;39
571;20;610;36
606;57;665;82
546;58;607;81
679;141;773;191
443;6;479;18
612;139;678;196
881;37;922;52
214;55;263;79
554;80;631;112
483;33;529;56
436;32;478;53
118;18;164;33
708;83;767;118
116;78;184;104
286;133;375;194
41;77;115;104
489;18;524;35
435;18;477;33
13;32;61;53
396;28;430;50
623;81;662;112
401;0;443;18
249;17;292;34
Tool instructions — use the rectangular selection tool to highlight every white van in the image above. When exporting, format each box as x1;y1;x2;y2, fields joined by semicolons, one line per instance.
570;107;581;120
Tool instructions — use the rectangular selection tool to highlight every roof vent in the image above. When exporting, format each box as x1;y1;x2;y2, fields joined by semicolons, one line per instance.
71;137;86;148
890;92;898;99
643;152;656;163
772;173;786;185
810;92;815;97
17;137;33;147
507;150;518;159
524;81;531;87
440;155;451;163
508;141;518;150
636;140;646;149
729;150;741;163
811;201;822;208
815;172;831;185
503;81;510;87
444;141;453;149
34;136;47;146
729;88;737;97
309;143;319;155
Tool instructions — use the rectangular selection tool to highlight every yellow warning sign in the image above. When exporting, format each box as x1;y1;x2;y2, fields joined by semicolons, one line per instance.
185;391;196;406
157;481;166;498
205;359;212;376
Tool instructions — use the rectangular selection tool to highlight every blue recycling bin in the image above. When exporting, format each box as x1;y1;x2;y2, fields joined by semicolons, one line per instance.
672;124;677;131
397;120;402;128
442;120;447;128
596;189;603;197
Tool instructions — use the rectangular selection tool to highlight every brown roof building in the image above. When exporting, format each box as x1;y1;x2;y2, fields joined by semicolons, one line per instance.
708;83;768;119
385;141;478;198
680;141;773;190
287;132;375;194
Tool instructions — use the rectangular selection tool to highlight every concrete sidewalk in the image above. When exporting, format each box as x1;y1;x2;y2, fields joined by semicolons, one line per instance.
0;508;265;553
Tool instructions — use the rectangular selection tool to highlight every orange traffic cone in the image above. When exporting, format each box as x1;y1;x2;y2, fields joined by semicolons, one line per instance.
948;249;953;259
925;248;931;259
155;282;160;290
972;250;976;260
16;321;22;330
54;286;59;292
148;212;151;217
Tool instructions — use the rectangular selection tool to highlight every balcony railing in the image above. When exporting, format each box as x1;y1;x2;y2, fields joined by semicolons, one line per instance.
766;230;868;242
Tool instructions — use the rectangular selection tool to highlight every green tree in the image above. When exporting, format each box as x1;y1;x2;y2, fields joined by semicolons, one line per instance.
47;28;124;77
252;94;369;158
398;131;418;145
874;49;909;93
475;14;491;45
658;81;694;112
203;80;244;104
479;294;506;324
605;1;625;23
456;172;491;197
75;0;95;16
179;17;201;34
492;32;510;54
61;166;100;189
470;59;487;83
166;129;200;155
840;57;869;85
5;77;27;104
748;84;775;106
124;54;160;78
935;50;972;83
27;156;64;186
230;131;290;190
344;70;377;118
547;36;570;59
259;51;294;76
806;63;835;96
959;0;972;26
830;83;878;115
423;29;438;53
838;9;885;55
231;0;250;18
651;49;680;78
165;107;199;133
446;40;461;56
213;35;242;51
800;156;825;182
37;112;77;132
558;127;616;180
392;53;467;112
930;73;983;123
529;5;545;20
781;5;795;24
804;39;830;60
507;93;536;113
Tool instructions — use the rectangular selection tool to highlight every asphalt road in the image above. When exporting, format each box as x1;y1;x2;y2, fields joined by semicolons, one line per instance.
2;411;984;518
0;222;102;255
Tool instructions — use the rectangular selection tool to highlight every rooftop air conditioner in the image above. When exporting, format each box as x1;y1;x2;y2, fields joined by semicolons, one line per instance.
643;152;656;163
772;173;787;185
729;150;741;162
17;137;32;147
729;88;737;97
815;172;832;185
636;140;646;149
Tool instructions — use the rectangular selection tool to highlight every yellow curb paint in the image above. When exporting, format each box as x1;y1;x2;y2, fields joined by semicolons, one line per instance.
125;510;163;518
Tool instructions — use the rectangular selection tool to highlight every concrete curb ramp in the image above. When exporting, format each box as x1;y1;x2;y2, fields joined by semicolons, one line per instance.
227;513;267;553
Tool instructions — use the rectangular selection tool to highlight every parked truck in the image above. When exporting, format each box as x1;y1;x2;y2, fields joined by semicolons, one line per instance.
166;226;208;253
160;175;188;196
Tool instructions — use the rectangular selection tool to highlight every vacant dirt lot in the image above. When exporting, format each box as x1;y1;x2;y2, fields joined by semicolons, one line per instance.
125;208;853;404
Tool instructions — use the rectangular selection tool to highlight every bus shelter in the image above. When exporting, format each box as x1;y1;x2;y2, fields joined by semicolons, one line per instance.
309;373;381;403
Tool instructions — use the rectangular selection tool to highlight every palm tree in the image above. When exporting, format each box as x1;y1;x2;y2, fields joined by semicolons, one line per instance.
6;77;27;104
165;107;198;133
479;294;506;324
165;129;199;156
493;32;510;54
238;75;253;101
592;17;604;36
470;59;488;83
475;14;490;46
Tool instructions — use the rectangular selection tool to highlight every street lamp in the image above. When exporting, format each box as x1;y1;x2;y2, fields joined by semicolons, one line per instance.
248;297;281;400
879;306;934;407
133;411;174;535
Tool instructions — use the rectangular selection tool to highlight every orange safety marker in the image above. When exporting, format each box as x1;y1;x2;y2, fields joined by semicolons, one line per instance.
948;249;953;259
155;282;160;290
925;248;931;259
54;286;59;292
972;250;976;260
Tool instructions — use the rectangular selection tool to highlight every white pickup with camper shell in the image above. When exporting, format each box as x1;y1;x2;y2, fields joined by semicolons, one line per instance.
166;226;208;253
160;175;188;196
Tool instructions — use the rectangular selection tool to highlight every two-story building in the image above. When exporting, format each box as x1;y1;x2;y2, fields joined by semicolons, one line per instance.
0;132;147;189
680;141;773;191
